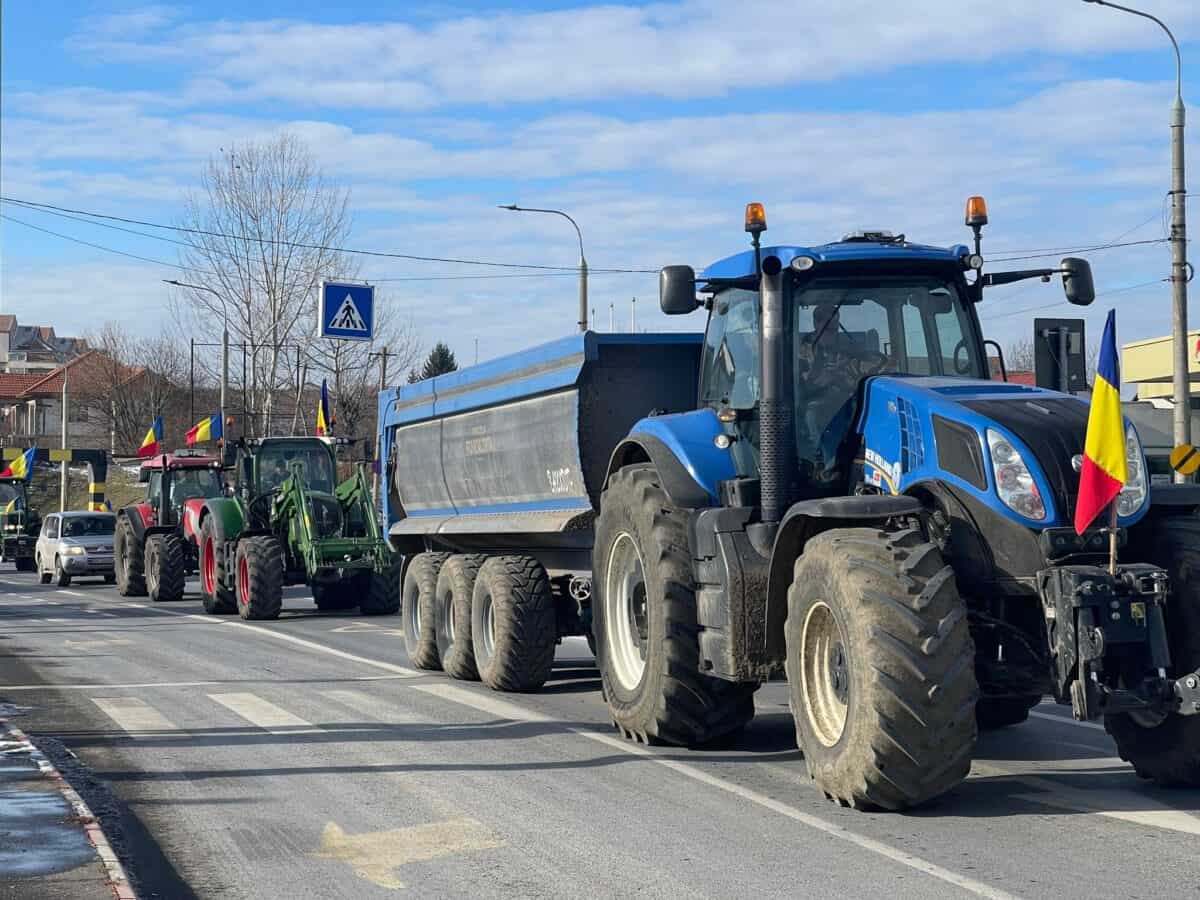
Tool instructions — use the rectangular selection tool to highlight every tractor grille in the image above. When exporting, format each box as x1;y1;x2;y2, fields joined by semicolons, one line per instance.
897;396;925;474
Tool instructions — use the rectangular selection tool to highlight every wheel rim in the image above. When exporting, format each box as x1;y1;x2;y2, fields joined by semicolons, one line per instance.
482;592;496;656
202;536;216;596
799;600;850;747
604;531;649;692
238;555;250;608
447;598;456;644
147;545;158;593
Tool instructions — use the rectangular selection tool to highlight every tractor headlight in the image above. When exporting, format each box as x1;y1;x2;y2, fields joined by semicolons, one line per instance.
1116;424;1147;517
987;429;1046;521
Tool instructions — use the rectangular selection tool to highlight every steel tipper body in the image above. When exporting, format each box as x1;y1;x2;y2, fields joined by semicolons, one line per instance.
629;202;1199;811
198;437;398;619
379;332;704;688
114;450;224;601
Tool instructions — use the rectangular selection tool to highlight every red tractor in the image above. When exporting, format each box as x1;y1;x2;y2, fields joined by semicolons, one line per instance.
114;450;225;602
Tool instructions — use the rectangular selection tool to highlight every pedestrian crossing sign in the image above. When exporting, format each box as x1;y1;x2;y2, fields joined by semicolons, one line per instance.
320;282;375;341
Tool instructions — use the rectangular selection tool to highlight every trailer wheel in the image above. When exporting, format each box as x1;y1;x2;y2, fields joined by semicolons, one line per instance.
199;517;236;615
359;555;402;616
403;553;449;669
1106;515;1200;786
146;534;187;603
594;465;756;745
976;695;1040;730
312;578;357;611
435;555;488;680
114;516;146;597
471;556;556;692
235;536;283;621
786;526;978;810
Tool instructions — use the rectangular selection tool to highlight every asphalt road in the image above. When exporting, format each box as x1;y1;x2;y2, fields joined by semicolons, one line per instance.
2;569;1199;900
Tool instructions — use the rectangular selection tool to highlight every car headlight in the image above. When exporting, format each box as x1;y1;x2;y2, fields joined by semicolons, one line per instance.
987;429;1046;521
62;545;86;555
1116;425;1147;517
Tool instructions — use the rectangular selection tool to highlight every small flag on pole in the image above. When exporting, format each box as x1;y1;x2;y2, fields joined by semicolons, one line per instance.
185;414;224;446
1074;310;1127;535
316;378;330;437
0;447;36;481
136;416;164;458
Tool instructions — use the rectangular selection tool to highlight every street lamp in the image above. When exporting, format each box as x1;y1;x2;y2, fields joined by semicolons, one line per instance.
1083;0;1190;477
499;204;589;332
164;280;230;444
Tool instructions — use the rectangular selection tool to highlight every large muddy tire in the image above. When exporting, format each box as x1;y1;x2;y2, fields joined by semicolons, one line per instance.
1106;515;1200;786
114;516;146;597
471;555;556;692
786;526;978;810
976;695;1040;730
199;516;236;615
235;536;283;621
14;556;35;573
312;578;357;611
594;465;756;745
359;555;402;616
435;554;487;680
146;534;187;603
403;553;448;669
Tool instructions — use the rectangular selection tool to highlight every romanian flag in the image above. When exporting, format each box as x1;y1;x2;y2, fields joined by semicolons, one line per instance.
316;378;330;437
0;447;36;481
136;416;164;458
1074;310;1127;535
185;414;223;446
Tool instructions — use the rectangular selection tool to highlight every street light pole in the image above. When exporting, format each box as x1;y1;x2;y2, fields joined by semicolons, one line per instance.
1083;1;1190;478
499;204;589;332
165;280;230;444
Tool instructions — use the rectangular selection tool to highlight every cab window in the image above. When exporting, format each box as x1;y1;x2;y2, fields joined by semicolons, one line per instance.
699;288;759;410
147;472;163;504
43;516;59;539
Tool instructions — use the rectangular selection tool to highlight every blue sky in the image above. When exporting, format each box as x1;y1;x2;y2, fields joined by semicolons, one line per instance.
2;1;1199;364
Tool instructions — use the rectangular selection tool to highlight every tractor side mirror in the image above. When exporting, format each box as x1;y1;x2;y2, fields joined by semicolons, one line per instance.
222;443;237;468
1061;257;1095;307
660;265;700;315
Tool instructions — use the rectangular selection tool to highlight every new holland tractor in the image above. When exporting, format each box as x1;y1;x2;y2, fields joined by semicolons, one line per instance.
197;436;399;619
380;198;1200;812
114;450;225;602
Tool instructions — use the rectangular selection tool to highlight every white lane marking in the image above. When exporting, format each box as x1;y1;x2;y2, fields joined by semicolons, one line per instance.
320;689;421;724
413;684;1015;900
209;692;320;734
60;590;87;598
1029;710;1107;732
92;697;181;737
3;681;221;691
44;618;69;623
973;762;1200;835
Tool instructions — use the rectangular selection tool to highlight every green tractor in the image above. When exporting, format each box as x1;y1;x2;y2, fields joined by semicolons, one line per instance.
197;436;399;619
0;477;38;572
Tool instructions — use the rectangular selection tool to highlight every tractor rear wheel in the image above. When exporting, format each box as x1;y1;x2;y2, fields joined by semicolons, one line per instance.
313;578;357;611
235;536;283;621
1106;515;1200;786
14;557;34;573
471;555;556;692
359;555;402;616
594;465;756;744
146;534;187;603
786;526;978;810
114;516;146;597
403;553;448;669
199;516;236;615
435;554;488;680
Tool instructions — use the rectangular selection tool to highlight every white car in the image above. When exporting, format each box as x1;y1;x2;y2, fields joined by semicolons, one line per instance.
36;512;117;587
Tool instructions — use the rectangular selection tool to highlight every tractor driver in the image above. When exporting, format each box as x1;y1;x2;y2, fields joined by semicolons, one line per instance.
264;456;290;491
796;303;867;463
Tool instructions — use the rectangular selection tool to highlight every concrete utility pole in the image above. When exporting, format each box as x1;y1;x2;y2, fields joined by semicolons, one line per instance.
498;204;588;332
1084;1;1190;478
166;280;230;445
60;377;68;512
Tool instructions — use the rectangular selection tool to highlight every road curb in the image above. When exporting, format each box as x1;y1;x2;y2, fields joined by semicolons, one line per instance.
1;718;137;900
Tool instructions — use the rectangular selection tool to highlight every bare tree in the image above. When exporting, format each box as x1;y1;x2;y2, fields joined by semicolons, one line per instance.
1004;337;1036;374
171;134;354;436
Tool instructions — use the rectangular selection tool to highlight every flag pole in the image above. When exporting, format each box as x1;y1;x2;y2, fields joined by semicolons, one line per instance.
1109;502;1118;576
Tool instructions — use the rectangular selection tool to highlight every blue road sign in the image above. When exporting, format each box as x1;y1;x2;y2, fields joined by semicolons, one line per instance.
320;282;375;341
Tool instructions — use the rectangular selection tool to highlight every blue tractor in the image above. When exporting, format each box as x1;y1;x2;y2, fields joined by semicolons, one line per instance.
381;199;1200;811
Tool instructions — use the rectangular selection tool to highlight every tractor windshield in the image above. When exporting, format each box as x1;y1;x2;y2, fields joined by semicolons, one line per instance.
168;468;223;509
258;444;336;494
795;275;982;464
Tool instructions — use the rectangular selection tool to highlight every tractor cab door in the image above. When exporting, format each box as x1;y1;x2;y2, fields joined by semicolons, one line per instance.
699;286;761;477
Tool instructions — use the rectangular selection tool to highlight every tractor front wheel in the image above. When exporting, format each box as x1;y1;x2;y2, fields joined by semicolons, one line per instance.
359;555;402;616
199;517;236;615
114;517;146;597
235;536;283;621
146;534;187;603
1106;515;1200;786
313;578;357;611
786;526;978;810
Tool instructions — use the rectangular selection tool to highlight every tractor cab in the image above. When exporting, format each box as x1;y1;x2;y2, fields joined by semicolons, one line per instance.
137;451;224;527
234;437;349;538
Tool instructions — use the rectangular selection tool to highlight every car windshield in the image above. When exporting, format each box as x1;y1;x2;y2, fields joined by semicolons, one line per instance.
61;516;115;537
258;444;335;493
169;468;223;506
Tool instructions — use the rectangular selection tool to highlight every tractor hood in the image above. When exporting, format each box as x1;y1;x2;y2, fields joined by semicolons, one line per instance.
856;376;1148;530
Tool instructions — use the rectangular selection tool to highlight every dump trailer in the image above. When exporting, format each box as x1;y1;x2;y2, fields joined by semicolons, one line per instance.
382;199;1200;812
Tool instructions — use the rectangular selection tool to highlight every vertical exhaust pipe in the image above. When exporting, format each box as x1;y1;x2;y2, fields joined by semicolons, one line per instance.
758;255;791;525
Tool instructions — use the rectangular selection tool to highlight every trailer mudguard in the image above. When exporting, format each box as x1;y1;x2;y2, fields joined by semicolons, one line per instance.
608;409;735;509
200;497;245;543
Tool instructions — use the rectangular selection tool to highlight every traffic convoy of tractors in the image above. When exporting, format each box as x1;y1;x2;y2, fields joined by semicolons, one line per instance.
6;199;1200;813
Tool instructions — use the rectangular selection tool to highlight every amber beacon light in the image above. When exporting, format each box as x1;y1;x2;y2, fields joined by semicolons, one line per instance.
744;202;767;234
965;195;989;227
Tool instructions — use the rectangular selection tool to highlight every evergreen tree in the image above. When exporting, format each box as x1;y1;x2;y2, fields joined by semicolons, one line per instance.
412;342;458;381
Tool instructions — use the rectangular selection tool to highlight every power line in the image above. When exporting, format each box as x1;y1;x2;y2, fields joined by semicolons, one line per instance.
981;278;1165;321
988;238;1168;263
0;195;657;274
